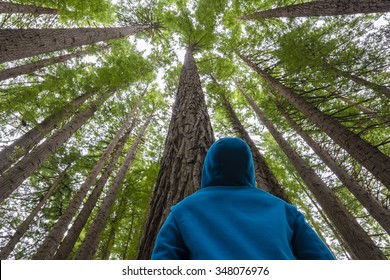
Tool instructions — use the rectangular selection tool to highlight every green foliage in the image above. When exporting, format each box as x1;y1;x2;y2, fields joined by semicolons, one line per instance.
12;0;116;25
1;0;389;260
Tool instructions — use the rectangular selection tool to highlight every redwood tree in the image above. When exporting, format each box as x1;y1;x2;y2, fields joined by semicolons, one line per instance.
53;126;133;260
239;52;390;191
0;25;153;63
137;46;215;259
0;91;95;174
32;90;144;259
278;103;390;235
0;87;116;203
212;77;289;202
0;165;69;259
239;83;387;260
240;0;390;20
74;114;153;260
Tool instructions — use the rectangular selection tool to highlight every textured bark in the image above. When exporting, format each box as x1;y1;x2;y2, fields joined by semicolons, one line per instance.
0;91;95;174
0;89;115;204
278;105;390;235
215;78;289;202
32;90;144;260
53;128;132;259
74;115;152;260
0;165;69;260
0;25;151;63
241;89;386;259
239;53;390;191
240;0;390;20
0;1;57;14
0;49;90;82
137;47;215;260
298;181;357;259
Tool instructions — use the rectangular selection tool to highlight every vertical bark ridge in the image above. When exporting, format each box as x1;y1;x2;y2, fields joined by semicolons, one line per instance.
137;46;215;259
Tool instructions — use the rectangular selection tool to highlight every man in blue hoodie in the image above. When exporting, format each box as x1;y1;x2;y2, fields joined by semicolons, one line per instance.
151;137;335;260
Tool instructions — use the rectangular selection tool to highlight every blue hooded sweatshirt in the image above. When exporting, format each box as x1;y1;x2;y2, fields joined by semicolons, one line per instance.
151;137;335;260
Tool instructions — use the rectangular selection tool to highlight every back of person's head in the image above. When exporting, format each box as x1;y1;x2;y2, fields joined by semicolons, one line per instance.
201;137;256;188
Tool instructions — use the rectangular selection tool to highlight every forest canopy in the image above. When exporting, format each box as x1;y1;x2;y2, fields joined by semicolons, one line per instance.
0;0;389;260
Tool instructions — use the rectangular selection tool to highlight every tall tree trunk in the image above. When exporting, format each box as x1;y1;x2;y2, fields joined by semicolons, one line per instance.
74;115;152;260
240;0;390;20
0;1;57;15
0;25;152;63
297;179;356;259
213;77;289;201
137;46;215;260
0;88;116;203
0;165;69;259
278;104;390;235
121;206;136;259
0;47;105;82
100;219;117;260
239;53;390;191
53;126;133;260
0;91;95;174
240;85;387;259
32;90;144;259
242;83;386;260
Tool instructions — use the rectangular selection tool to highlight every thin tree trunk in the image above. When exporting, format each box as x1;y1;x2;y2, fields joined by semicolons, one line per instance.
338;96;377;115
122;207;136;259
296;178;356;260
278;104;390;235
239;53;390;191
240;0;390;20
0;91;95;174
53;127;133;260
74;115;153;260
0;165;69;259
0;1;57;15
0;48;102;82
240;85;387;259
214;77;289;201
101;188;133;259
327;65;390;98
337;95;390;127
100;220;116;260
137;46;215;260
0;88;115;203
0;25;152;63
32;90;144;259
